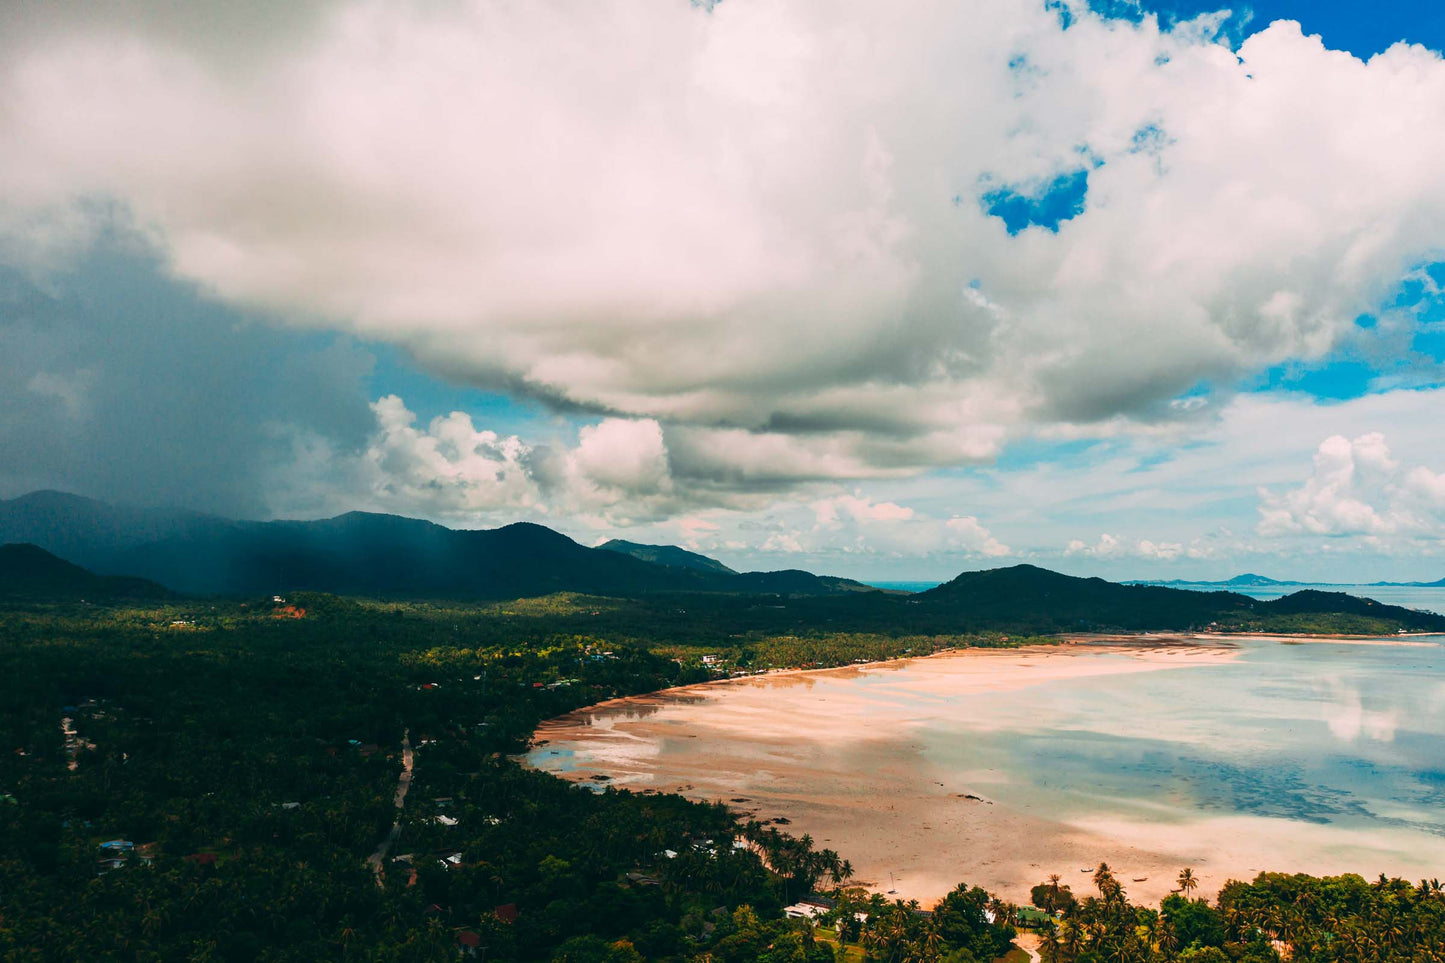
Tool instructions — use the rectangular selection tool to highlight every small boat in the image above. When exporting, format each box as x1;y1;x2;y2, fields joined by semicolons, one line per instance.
1133;877;1148;882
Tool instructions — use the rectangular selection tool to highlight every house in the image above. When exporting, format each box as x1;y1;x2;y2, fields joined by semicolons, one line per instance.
457;930;482;955
432;814;459;827
281;802;301;810
437;851;463;868
784;901;830;920
186;852;218;867
492;903;519;924
701;654;720;665
96;857;127;874
99;839;134;852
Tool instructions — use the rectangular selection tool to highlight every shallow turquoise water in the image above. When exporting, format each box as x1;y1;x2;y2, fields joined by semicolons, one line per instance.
1185;584;1445;615
530;637;1445;893
910;639;1445;837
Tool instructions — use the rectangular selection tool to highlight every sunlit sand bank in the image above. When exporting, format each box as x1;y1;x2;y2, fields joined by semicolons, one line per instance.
528;638;1445;908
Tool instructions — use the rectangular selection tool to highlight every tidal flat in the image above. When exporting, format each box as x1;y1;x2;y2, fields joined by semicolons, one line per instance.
528;637;1445;907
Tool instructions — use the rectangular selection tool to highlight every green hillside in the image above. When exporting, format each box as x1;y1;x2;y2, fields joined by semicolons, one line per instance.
0;543;170;600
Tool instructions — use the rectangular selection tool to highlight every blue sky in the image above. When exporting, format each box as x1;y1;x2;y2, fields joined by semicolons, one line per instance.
1102;0;1445;57
3;0;1445;581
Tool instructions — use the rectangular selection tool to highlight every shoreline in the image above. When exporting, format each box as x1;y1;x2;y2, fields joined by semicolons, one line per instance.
528;634;1229;727
535;628;1435;723
524;632;1445;909
527;639;1236;906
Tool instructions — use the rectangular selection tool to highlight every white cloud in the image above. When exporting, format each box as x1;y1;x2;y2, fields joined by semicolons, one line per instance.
814;494;915;525
277;386;1445;577
1066;533;1187;560
1404;464;1445;506
944;515;1012;557
1256;431;1445;539
348;396;688;523
361;395;545;516
2;0;1444;483
804;492;1010;556
761;532;806;554
572;418;672;497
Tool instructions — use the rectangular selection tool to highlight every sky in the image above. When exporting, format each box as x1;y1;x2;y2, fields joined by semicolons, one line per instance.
2;0;1445;582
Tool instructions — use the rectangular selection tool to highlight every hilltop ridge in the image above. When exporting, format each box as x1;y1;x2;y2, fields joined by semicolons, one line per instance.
0;543;170;600
4;493;1443;633
0;492;871;600
599;539;737;575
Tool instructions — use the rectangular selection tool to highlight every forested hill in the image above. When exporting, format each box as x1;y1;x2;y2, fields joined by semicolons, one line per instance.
915;564;1445;633
0;543;169;600
5;492;1443;633
0;491;870;600
599;539;738;575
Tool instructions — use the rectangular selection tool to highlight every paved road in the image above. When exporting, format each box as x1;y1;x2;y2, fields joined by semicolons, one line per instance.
366;729;413;883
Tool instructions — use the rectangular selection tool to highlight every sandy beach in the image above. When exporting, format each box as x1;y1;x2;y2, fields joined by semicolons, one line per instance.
528;637;1445;908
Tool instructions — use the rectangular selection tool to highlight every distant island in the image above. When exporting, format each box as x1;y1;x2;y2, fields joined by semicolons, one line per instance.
1131;571;1445;588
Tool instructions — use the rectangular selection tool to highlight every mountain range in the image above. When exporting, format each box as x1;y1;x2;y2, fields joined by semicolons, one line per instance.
0;491;870;600
3;490;1444;633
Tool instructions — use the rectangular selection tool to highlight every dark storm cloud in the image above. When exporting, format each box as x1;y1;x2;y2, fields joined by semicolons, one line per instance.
0;218;376;516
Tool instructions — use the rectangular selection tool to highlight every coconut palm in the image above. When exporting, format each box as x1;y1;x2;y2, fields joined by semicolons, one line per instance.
1093;862;1113;889
1060;919;1084;960
1176;867;1198;896
919;920;945;960
1038;922;1062;963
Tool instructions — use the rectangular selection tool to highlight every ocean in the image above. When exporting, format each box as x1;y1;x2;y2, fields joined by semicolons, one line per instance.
1171;582;1445;615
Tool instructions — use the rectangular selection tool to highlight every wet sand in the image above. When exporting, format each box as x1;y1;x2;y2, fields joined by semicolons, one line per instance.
529;637;1445;907
530;641;1248;905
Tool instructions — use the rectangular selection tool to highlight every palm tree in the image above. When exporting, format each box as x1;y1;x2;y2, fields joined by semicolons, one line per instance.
919;920;945;960
1176;867;1198;896
1039;922;1062;963
1060;919;1084;960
